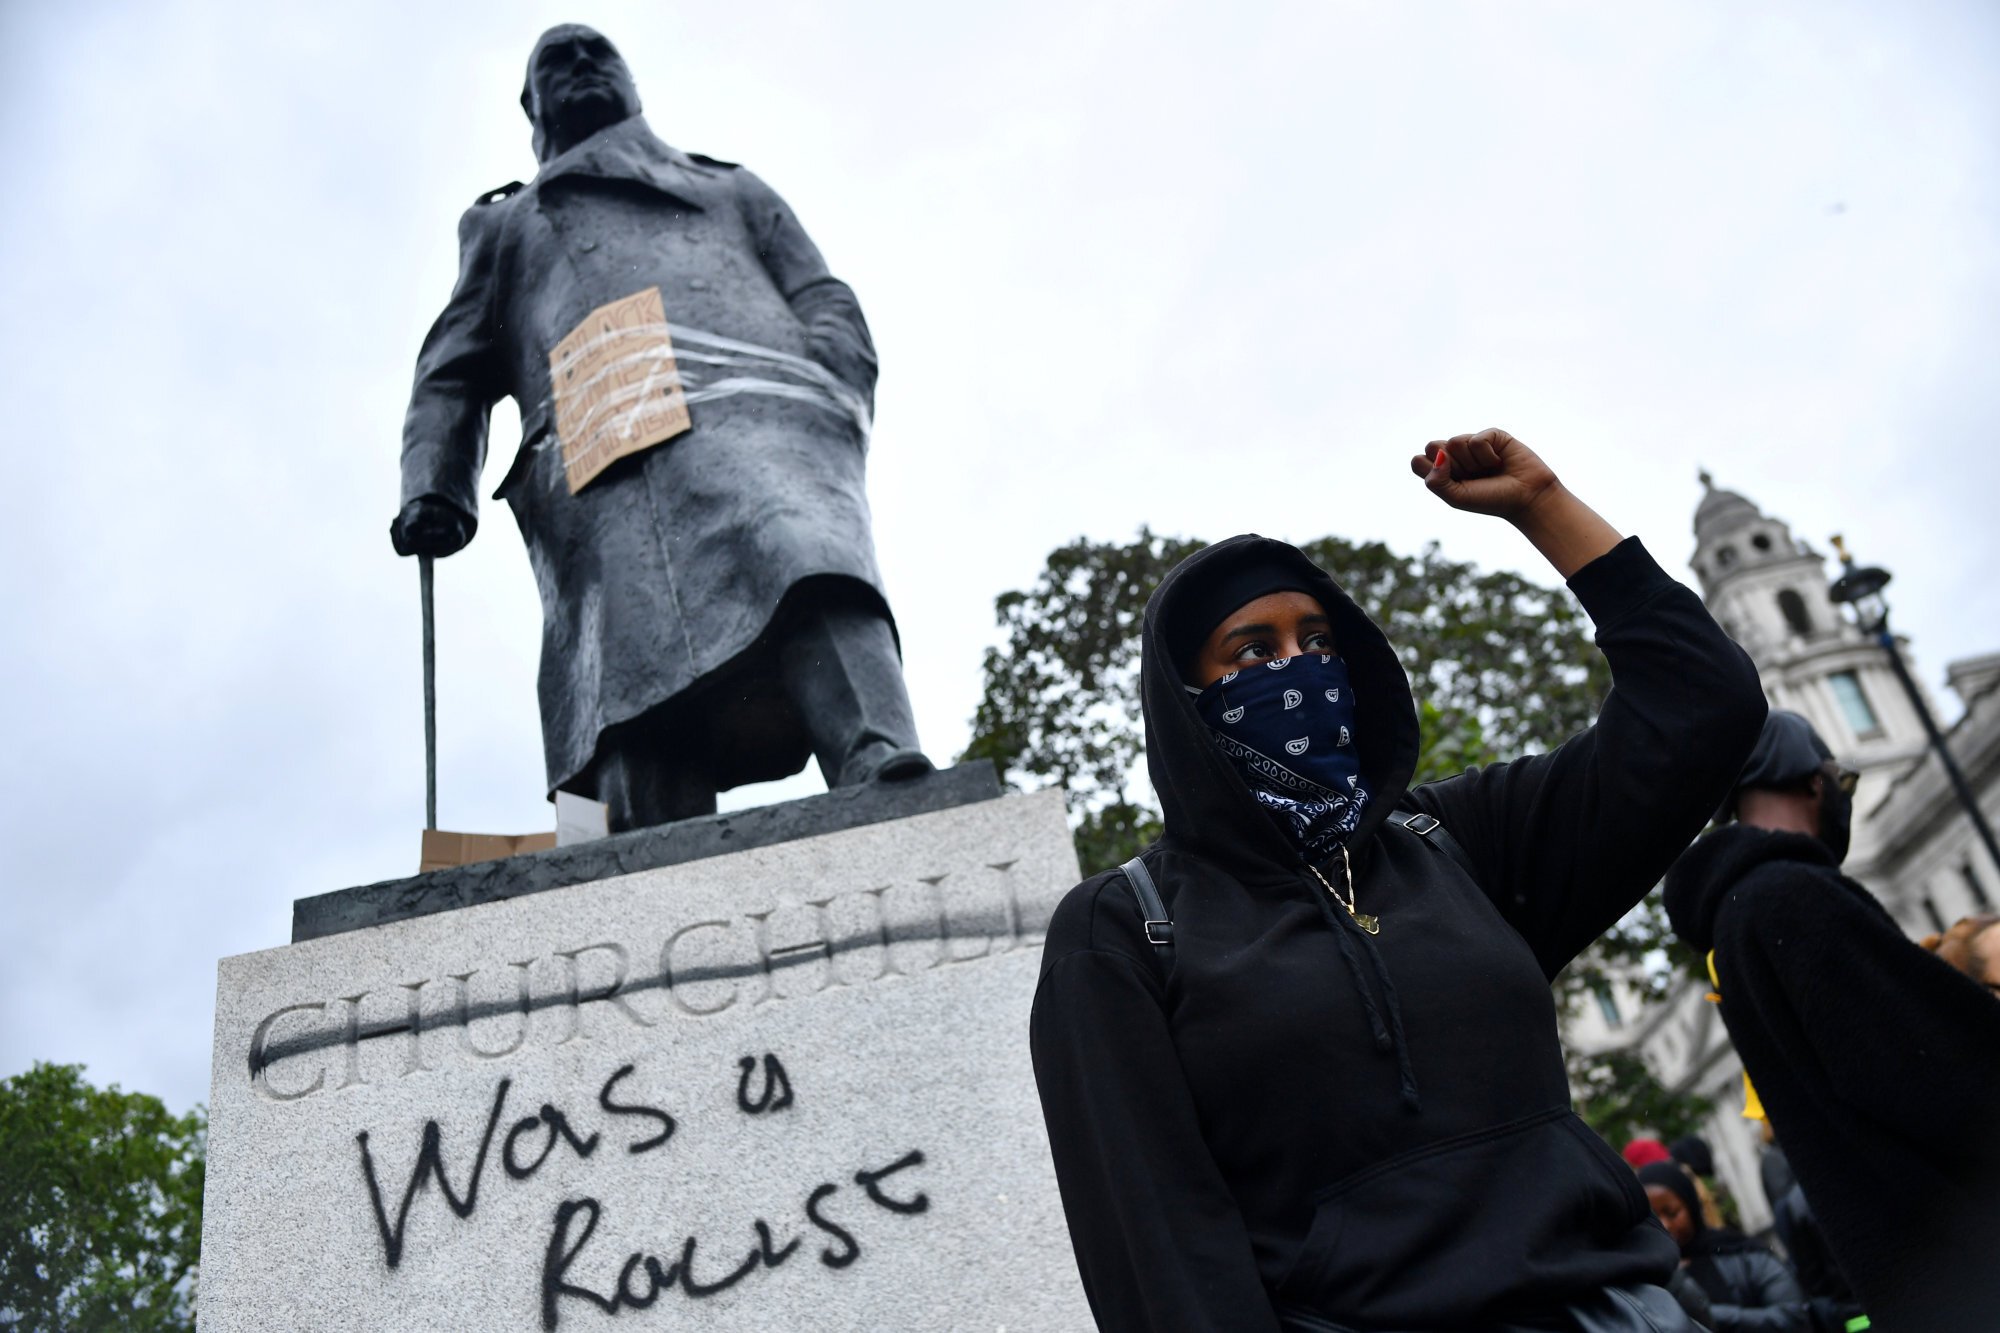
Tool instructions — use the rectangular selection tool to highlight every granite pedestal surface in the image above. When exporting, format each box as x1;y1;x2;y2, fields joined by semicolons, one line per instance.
199;773;1092;1331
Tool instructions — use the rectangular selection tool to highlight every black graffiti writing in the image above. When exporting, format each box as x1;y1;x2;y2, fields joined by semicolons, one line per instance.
543;1198;612;1324
357;1078;510;1269
504;1104;602;1180
678;1235;763;1298
853;1149;929;1215
753;1218;800;1267
735;1053;794;1114
538;1149;929;1329
540;1200;774;1327
614;1252;661;1310
356;1064;676;1266
804;1183;858;1269
599;1063;676;1154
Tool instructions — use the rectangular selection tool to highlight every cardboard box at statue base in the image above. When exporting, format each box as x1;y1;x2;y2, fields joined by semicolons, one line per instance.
198;775;1093;1331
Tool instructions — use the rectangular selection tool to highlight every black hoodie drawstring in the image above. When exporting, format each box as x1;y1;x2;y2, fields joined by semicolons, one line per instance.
1310;883;1392;1047
1355;926;1421;1113
1305;856;1423;1113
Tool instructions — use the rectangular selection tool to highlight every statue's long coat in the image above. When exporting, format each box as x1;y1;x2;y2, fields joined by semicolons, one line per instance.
401;116;888;795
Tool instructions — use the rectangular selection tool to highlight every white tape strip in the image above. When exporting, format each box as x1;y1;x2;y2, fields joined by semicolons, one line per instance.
546;320;870;439
671;323;871;437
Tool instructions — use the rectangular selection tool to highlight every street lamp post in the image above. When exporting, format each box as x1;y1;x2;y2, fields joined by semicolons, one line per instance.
1828;537;2000;881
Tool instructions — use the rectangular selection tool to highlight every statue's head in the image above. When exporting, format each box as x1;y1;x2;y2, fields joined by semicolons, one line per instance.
521;25;642;163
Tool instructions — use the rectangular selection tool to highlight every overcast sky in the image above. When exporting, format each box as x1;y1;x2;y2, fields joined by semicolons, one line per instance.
3;0;1996;1115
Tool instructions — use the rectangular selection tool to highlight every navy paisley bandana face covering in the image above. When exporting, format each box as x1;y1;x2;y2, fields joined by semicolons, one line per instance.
1188;654;1371;857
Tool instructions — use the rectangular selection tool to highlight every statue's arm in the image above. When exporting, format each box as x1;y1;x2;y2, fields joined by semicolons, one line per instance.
393;203;505;557
737;169;878;410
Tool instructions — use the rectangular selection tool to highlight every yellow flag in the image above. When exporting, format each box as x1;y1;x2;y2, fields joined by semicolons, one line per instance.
1706;952;1768;1121
1741;1071;1766;1121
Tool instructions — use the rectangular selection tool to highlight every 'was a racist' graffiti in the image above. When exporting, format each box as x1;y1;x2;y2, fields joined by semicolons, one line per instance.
352;1052;930;1329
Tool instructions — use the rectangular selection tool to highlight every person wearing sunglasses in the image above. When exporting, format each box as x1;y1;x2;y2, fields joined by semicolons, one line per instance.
1664;710;2000;1331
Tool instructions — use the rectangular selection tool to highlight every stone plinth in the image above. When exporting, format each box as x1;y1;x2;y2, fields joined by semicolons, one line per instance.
292;762;1007;943
199;785;1090;1331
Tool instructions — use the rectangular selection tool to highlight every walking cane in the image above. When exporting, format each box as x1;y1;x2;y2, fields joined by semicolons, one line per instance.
420;554;438;831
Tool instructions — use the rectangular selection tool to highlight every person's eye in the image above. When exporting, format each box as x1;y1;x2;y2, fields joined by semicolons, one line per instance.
1232;641;1272;663
1304;631;1336;653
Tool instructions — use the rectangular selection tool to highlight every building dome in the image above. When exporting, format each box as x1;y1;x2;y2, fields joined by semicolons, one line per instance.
1694;469;1761;541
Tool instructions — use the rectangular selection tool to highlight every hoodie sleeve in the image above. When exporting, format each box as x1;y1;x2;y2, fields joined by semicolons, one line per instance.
1030;882;1283;1333
1412;537;1766;977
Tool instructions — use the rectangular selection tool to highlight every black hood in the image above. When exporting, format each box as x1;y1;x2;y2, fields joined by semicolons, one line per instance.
1663;822;1863;953
1142;533;1420;879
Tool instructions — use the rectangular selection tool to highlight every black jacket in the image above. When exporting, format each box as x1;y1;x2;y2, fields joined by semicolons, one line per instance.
1686;1240;1808;1332
1663;825;2000;1333
1031;535;1765;1330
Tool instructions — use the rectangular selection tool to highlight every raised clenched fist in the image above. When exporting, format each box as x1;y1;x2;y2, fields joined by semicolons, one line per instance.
1409;428;1561;523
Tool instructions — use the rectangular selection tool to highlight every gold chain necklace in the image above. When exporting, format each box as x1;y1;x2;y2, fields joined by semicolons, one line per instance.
1309;846;1379;934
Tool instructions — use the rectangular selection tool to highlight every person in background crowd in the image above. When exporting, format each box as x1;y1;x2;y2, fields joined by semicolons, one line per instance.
1667;1134;1713;1178
1032;429;1765;1331
1664;710;2000;1331
1665;1265;1714;1328
1922;912;2000;995
1624;1137;1674;1170
1640;1162;1808;1332
1670;1133;1735;1231
1757;1122;1796;1220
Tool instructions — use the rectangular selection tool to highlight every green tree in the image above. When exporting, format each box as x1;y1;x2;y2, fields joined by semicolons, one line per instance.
1;1062;205;1332
1562;893;1709;1007
1566;1045;1716;1149
962;528;1712;1127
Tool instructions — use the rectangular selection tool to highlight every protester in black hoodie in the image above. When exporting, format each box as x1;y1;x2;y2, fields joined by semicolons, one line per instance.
1638;1161;1808;1332
1031;429;1766;1331
1662;710;2000;1332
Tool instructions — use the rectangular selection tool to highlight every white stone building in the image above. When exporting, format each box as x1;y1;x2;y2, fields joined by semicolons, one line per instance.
1562;476;2000;1232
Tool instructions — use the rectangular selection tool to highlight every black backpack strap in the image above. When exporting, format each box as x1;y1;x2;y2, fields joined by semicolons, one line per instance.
1391;810;1480;885
1120;855;1174;960
1122;823;1464;961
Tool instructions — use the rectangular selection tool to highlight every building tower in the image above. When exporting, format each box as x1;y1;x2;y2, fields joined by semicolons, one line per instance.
1689;472;1932;871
